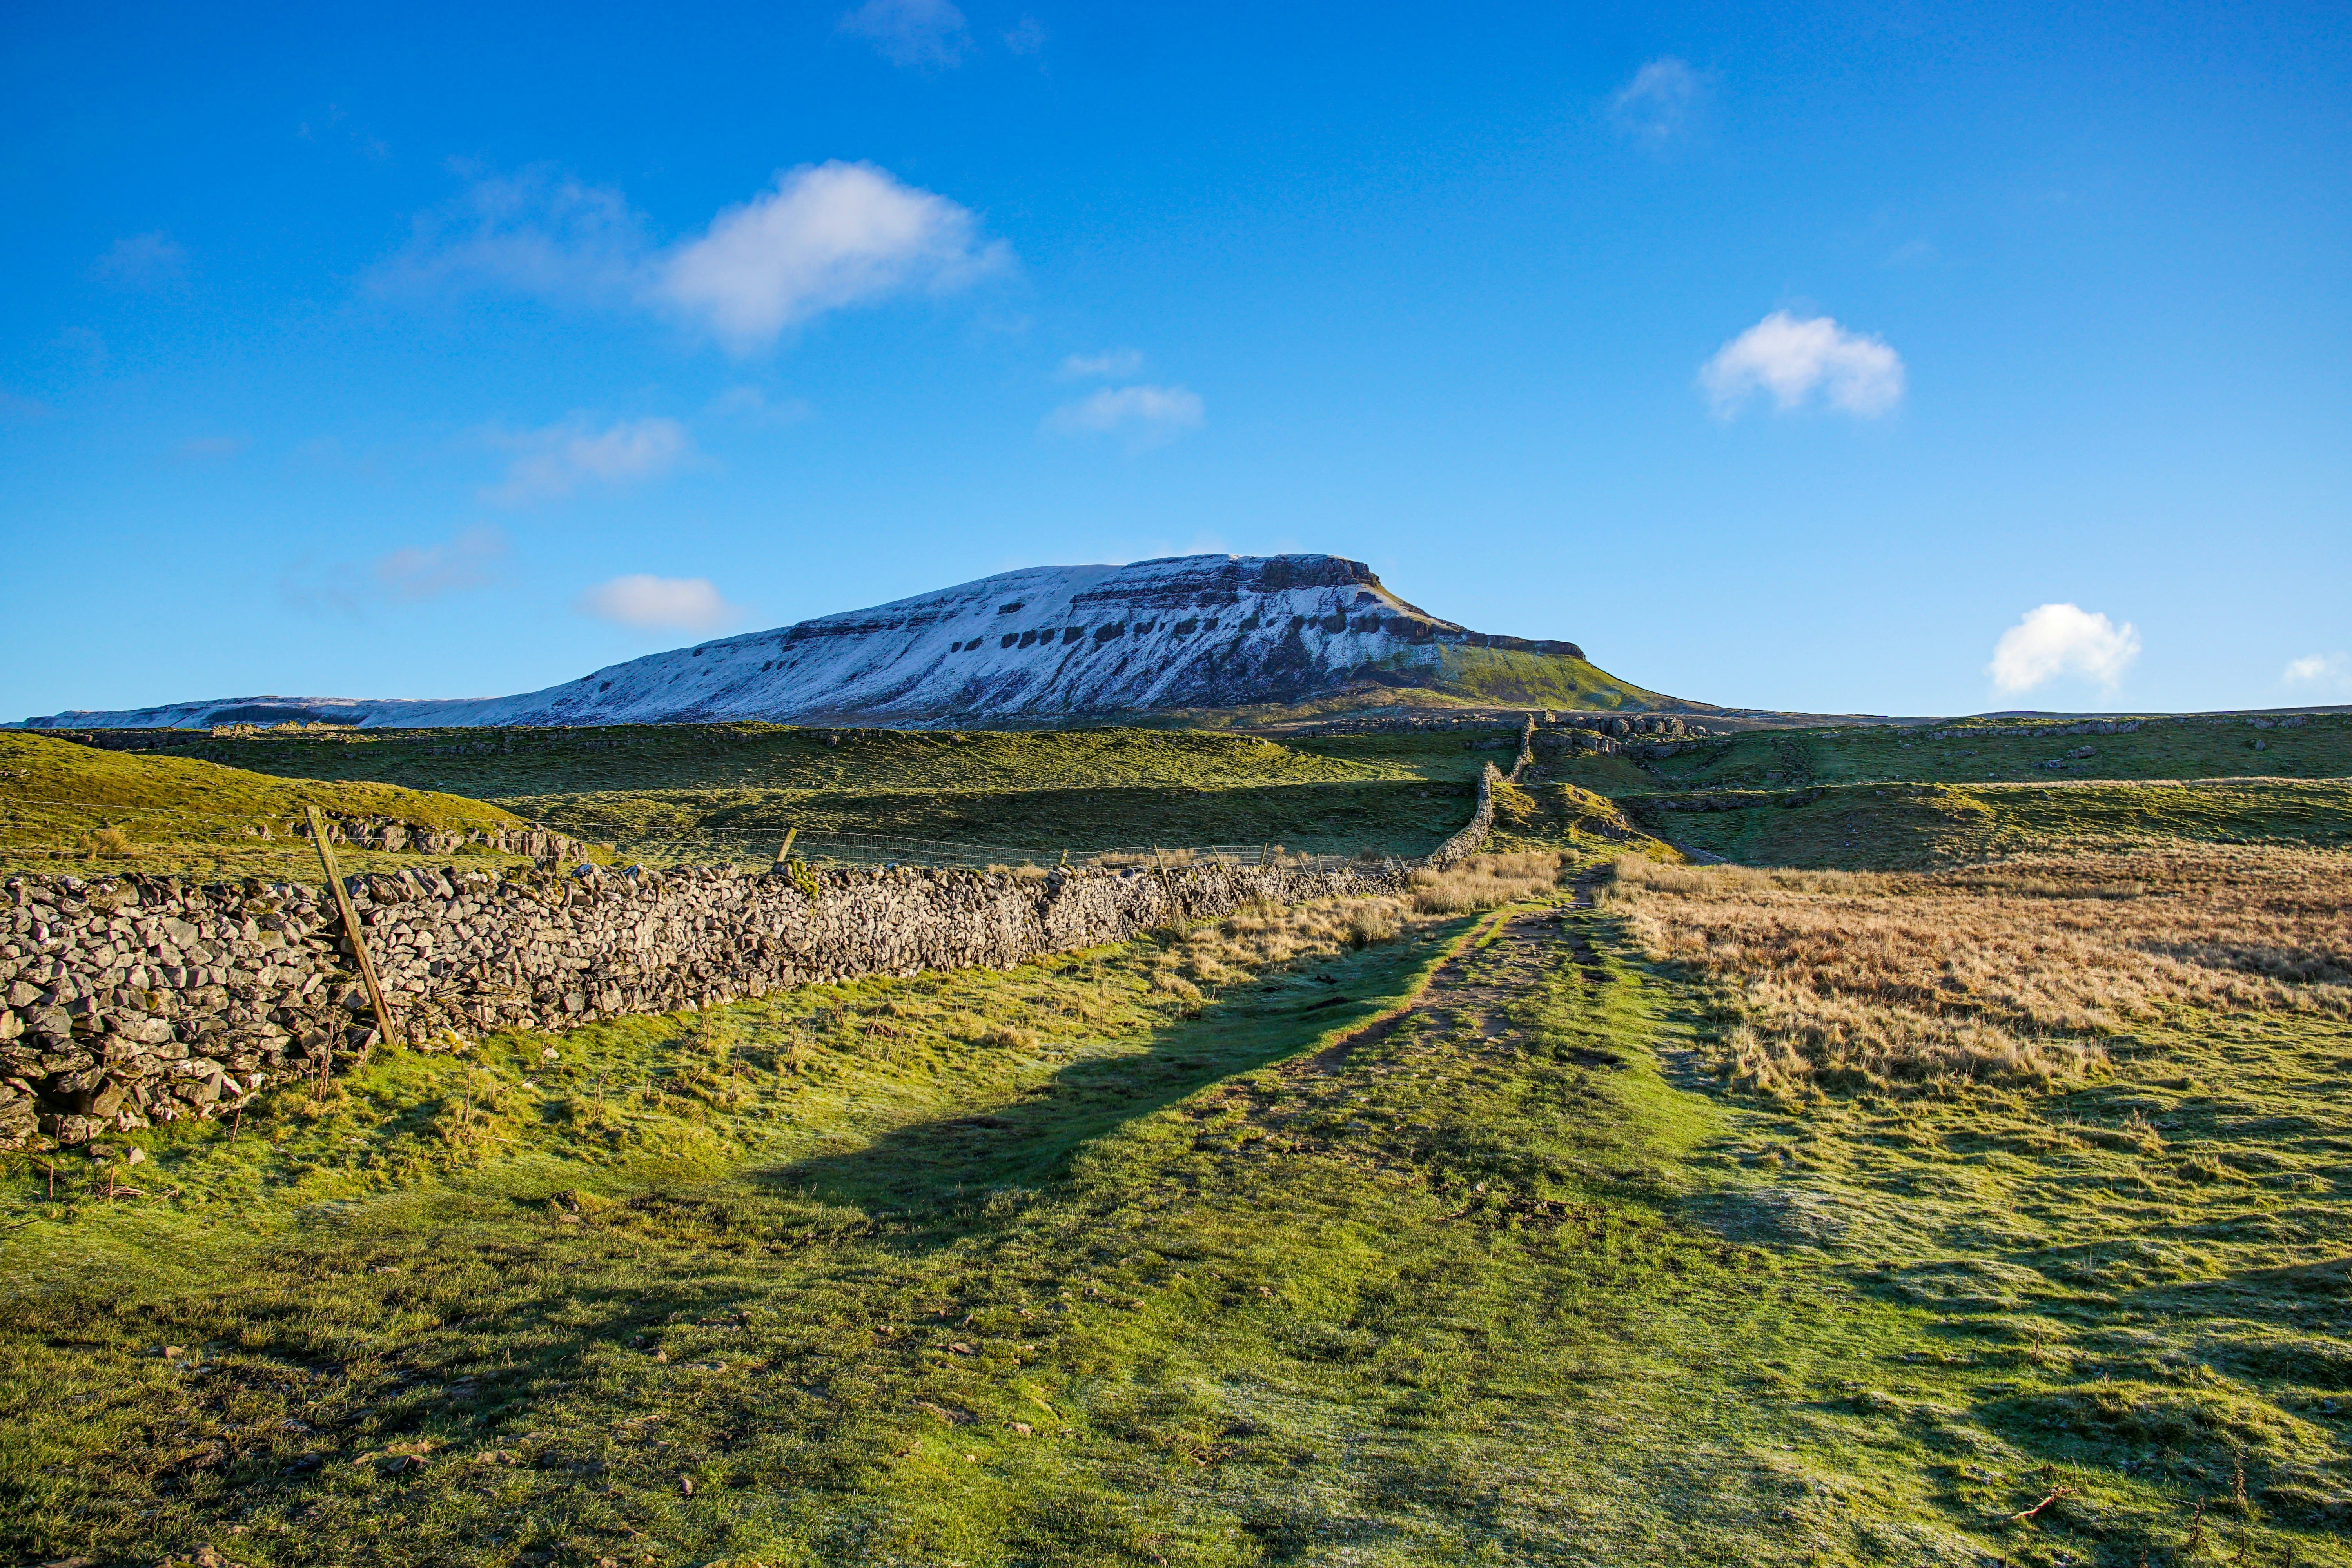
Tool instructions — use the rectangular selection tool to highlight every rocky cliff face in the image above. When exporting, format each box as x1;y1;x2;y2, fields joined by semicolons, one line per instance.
22;553;1594;731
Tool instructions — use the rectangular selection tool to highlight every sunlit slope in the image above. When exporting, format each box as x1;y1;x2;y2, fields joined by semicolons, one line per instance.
85;724;1416;802
1630;712;2352;793
1624;777;2352;868
0;731;526;880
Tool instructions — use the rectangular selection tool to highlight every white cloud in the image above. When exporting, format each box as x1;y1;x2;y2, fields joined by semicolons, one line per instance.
1988;604;2142;693
656;162;1010;352
92;231;187;288
577;574;744;632
2283;652;2351;691
1042;384;1206;448
1058;348;1143;379
374;526;506;601
1003;15;1046;54
485;415;693;505
706;385;814;426
381;162;1009;356
1700;310;1905;417
1612;58;1702;141
837;0;970;68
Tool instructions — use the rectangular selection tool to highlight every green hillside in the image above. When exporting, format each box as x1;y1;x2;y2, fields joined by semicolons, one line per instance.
64;723;1411;799
1629;711;2352;793
0;731;532;881
46;723;1528;867
1624;777;2352;868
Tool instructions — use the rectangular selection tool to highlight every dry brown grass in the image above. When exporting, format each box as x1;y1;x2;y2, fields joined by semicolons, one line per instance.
1159;851;1574;990
1405;850;1575;915
1602;844;2352;1097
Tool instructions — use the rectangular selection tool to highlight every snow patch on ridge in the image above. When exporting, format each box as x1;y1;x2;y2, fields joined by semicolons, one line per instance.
22;554;1589;730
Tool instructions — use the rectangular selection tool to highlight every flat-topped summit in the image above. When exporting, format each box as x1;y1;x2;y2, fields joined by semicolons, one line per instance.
24;553;1656;730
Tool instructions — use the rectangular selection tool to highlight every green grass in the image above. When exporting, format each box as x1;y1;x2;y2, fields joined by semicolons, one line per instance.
521;779;1484;863
1412;643;1673;710
0;731;536;882
66;724;1416;802
1284;727;1524;783
5;886;2346;1562
7;715;2348;1564
1667;1000;2352;1563
1622;778;2352;868
42;724;1508;866
1633;712;2352;795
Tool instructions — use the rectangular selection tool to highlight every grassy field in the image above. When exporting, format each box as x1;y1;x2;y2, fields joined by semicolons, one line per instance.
7;846;2344;1564
1620;778;2352;869
5;716;2347;1565
34;724;1528;866
1543;711;2352;799
0;732;539;882
59;725;1419;799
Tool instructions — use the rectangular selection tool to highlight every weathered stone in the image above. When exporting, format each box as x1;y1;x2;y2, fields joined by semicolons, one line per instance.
0;770;1499;1125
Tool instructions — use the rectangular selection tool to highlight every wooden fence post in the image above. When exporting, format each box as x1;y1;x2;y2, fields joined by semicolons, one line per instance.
306;805;397;1056
774;826;797;867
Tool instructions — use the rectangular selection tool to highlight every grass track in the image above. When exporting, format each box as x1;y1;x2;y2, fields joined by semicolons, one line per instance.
11;886;2340;1564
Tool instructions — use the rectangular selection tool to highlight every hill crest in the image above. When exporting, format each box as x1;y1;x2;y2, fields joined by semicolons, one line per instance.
22;552;1669;730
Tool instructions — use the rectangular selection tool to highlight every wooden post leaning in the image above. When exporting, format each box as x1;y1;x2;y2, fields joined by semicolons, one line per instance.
305;805;398;1061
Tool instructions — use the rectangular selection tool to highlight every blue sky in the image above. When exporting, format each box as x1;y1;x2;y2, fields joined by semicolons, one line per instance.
4;0;2347;721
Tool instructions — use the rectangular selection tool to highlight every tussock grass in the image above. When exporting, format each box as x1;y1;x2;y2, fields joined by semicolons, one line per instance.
1603;844;2352;1096
1405;848;1574;913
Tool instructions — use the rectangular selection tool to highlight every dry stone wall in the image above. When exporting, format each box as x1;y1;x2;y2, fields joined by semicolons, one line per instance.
1424;764;1502;870
300;814;585;860
0;851;1430;1151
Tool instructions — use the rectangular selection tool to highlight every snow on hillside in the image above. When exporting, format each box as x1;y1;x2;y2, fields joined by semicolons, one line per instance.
22;554;1591;731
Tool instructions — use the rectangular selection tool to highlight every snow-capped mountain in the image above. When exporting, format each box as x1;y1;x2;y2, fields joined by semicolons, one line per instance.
22;554;1619;730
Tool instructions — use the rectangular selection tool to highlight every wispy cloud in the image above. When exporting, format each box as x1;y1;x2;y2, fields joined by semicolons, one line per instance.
376;164;647;305
838;0;970;67
1043;384;1206;449
706;385;814;426
1700;311;1905;418
485;415;694;505
283;526;508;616
2283;652;2351;693
379;161;1009;355
1612;58;1702;142
577;574;744;632
1058;348;1143;379
1003;15;1046;54
91;232;187;289
172;435;247;462
374;525;506;601
1989;604;2141;693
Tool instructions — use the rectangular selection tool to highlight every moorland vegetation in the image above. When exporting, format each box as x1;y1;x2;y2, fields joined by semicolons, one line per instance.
2;711;2347;1565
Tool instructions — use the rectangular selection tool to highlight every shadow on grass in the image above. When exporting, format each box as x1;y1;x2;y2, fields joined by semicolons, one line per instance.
758;929;1462;1218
